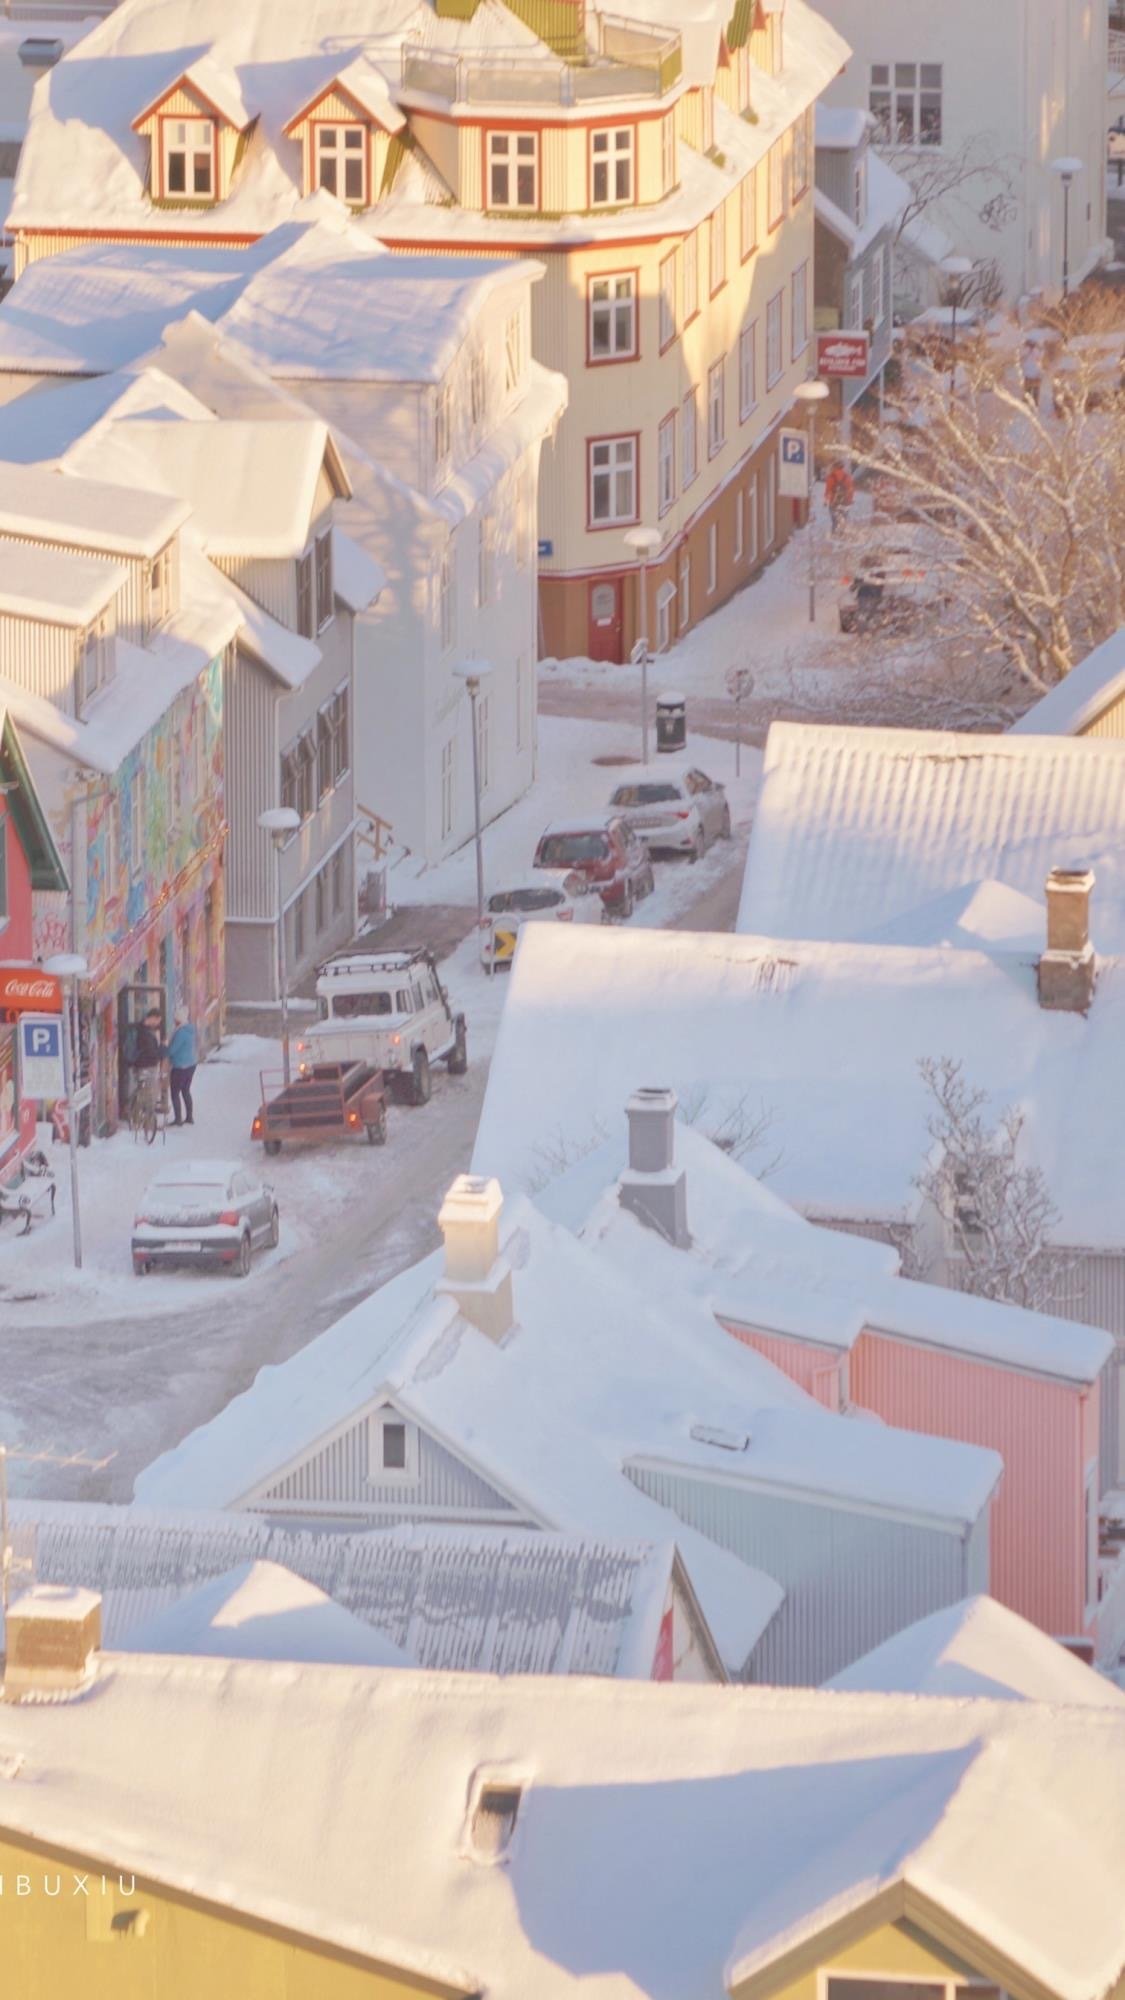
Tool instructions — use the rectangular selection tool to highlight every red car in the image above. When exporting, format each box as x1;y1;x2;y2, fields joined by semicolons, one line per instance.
533;816;655;919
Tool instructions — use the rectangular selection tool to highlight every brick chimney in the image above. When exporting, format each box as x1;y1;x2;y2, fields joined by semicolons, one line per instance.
4;1585;101;1696
436;1175;514;1341
619;1087;690;1248
1038;865;1096;1013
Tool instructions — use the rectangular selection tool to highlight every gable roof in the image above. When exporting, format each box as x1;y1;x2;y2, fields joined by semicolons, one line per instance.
0;1662;1122;2000
738;721;1125;953
282;52;406;136
132;50;255;133
0;459;189;558
1010;627;1125;738
471;922;1125;1247
826;1596;1125;1706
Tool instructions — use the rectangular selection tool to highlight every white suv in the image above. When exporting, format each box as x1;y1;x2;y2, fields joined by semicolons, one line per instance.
608;768;731;860
294;949;467;1105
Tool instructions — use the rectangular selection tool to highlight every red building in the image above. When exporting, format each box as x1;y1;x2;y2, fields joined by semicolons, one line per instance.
0;708;69;1179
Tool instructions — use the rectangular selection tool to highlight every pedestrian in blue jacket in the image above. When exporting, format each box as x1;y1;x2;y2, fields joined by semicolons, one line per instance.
167;1015;198;1127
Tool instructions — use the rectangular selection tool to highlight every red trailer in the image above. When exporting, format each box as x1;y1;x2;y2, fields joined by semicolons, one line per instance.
251;1061;388;1154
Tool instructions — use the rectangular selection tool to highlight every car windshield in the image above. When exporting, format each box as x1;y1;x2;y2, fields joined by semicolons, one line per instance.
610;784;681;806
537;833;609;866
489;887;564;913
331;991;394;1018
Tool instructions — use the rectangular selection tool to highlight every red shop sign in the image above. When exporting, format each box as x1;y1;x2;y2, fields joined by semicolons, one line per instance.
816;330;871;379
0;968;63;1014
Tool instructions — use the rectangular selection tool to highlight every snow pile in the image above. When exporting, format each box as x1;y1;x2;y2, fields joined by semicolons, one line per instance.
119;1559;413;1668
827;1596;1125;1706
739;720;1125;951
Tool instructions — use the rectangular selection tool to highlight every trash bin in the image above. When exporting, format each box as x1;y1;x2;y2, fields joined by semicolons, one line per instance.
655;691;687;754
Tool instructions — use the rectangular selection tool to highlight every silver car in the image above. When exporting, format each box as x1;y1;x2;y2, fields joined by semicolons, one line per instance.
608;769;732;859
132;1158;279;1278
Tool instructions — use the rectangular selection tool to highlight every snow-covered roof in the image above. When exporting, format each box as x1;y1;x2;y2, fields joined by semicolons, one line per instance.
67;413;340;558
815;105;870;150
815;149;911;258
0;540;126;627
739;720;1125;954
120;1560;412;1668
1010;628;1125;738
6;1504;705;1681
284;51;406;135
827;1596;1125;1706
133;50;256;132
0;458;188;557
0;1661;1122;2000
472;923;1125;1248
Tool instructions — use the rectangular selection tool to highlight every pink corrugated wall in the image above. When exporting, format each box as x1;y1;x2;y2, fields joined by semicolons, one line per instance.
851;1330;1097;1637
719;1321;843;1410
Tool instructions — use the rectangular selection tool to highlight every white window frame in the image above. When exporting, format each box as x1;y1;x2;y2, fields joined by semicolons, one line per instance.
487;130;538;210
661;112;676;193
78;613;113;709
739;321;758;421
314;122;367;205
315;527;334;634
590;125;633;207
682;229;699;320
368;1409;419;1484
791;260;809;360
588;434;638;526
658;411;676;516
707;357;725;458
161;115;213;202
148;544;172;630
681;387;698;489
869;62;943;147
589;273;637;361
846;268;864;330
766;289;784;387
740;167;758;259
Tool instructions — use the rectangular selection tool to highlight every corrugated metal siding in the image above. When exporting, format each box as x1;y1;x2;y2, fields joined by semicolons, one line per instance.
628;1464;970;1685
212;554;296;629
7;1507;674;1679
254;1415;522;1517
1082;693;1125;739
0;612;75;702
851;1330;1086;1635
815;144;851;213
721;1321;842;1408
223;646;277;920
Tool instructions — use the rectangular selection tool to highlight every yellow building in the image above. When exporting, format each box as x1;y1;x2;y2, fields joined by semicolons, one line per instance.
6;0;849;662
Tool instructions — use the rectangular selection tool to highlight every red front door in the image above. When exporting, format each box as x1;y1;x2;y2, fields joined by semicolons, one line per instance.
588;576;623;663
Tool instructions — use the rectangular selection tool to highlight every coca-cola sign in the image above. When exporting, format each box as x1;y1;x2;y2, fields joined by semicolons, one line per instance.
0;969;63;1014
817;330;871;379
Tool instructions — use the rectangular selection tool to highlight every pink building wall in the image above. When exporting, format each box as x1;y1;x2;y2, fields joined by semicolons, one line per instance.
720;1322;843;1410
850;1331;1096;1638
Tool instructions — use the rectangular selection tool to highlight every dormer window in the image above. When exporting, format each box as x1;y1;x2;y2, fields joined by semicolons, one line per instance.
315;124;367;206
162;117;214;200
487;131;537;212
78;614;113;711
148;544;173;630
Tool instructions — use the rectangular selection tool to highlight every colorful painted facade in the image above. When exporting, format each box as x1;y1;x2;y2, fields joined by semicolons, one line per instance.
0;711;68;1179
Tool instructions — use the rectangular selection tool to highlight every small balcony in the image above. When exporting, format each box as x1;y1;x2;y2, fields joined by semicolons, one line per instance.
400;14;682;107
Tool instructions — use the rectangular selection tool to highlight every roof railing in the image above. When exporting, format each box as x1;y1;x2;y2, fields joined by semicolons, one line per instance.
400;17;681;106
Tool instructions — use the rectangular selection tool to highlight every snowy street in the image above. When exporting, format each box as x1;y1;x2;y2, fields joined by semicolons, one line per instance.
2;712;758;1501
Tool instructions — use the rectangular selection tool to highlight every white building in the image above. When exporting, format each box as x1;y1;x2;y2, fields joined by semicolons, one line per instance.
815;0;1110;301
0;216;566;865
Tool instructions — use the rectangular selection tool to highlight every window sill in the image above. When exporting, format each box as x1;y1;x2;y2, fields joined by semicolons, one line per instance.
588;352;640;367
586;516;640;534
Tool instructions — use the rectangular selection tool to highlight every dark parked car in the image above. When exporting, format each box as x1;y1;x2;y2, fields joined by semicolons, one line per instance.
533;816;655;918
132;1158;279;1278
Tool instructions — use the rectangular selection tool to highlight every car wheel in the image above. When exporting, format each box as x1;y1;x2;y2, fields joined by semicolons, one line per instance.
447;1017;468;1075
411;1048;432;1106
366;1108;387;1146
234;1231;252;1279
264;1139;282;1158
719;805;732;840
267;1206;280;1249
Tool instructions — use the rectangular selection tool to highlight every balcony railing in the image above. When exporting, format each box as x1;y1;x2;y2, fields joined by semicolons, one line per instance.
401;14;681;106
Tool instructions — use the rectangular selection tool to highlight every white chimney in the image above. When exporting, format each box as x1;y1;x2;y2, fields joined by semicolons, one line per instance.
1039;865;1096;1013
619;1088;690;1248
437;1175;514;1341
4;1585;101;1696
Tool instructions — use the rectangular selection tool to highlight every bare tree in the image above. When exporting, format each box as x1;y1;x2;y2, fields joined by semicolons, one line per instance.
912;1057;1071;1312
838;336;1125;694
676;1086;784;1179
885;134;1017;253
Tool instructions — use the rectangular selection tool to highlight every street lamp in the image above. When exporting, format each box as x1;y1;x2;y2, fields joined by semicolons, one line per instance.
452;660;494;938
1050;157;1084;299
940;254;974;400
624;525;662;764
259;806;301;1085
43;952;87;1271
792;380;829;624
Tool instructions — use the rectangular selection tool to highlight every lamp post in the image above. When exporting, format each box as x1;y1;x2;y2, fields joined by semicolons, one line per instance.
792;380;829;624
453;660;494;939
259;806;301;1085
44;952;87;1271
1050;157;1084;299
940;255;974;401
624;525;662;765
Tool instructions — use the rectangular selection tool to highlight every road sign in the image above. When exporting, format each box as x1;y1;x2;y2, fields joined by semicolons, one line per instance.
17;1014;64;1099
778;428;809;499
817;329;871;379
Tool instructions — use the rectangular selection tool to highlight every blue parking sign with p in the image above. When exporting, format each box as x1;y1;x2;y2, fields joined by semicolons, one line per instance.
18;1014;65;1100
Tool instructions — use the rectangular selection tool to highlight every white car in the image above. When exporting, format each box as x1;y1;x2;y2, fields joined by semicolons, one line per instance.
608;769;732;859
132;1159;278;1279
481;873;602;968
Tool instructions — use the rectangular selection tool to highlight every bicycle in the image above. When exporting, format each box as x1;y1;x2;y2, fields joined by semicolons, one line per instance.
128;1068;162;1146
